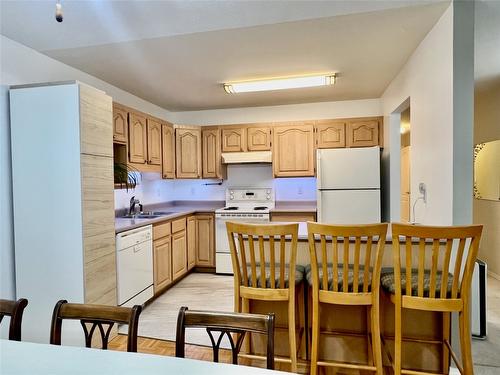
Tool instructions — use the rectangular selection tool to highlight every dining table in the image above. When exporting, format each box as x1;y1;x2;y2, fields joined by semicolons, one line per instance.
0;339;288;375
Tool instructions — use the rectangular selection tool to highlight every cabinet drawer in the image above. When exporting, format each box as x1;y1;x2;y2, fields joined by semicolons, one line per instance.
153;221;171;240
172;217;186;233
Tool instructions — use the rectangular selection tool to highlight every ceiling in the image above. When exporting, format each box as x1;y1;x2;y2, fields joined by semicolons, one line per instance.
1;1;452;111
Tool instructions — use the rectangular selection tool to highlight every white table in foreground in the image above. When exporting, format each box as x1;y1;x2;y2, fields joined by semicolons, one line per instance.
0;340;288;375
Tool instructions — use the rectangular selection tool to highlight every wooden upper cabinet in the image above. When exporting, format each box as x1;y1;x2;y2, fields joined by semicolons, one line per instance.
146;117;162;165
222;128;245;152
247;126;271;151
195;215;214;267
202;128;225;179
272;122;315;177
346;119;380;147
161;122;175;179
315;120;346;148
128;112;147;164
112;104;128;145
175;127;201;179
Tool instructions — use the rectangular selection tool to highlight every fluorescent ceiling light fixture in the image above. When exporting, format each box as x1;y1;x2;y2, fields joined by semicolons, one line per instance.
223;74;336;94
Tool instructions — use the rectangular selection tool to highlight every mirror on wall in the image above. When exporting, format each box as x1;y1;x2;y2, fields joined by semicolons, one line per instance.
474;139;500;201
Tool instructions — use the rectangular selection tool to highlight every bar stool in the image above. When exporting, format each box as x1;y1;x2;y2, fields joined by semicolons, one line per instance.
307;222;388;375
0;298;28;341
226;222;301;372
382;223;483;375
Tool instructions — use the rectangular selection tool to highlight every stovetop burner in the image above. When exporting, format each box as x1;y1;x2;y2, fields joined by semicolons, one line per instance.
253;206;269;211
223;206;238;211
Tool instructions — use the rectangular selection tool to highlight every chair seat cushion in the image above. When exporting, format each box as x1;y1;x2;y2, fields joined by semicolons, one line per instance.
380;268;454;297
305;264;372;292
244;264;305;288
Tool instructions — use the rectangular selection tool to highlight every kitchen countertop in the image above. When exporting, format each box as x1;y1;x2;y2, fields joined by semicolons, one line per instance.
271;201;316;213
115;200;318;234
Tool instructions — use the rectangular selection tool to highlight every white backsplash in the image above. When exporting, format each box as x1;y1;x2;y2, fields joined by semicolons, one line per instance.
114;164;316;210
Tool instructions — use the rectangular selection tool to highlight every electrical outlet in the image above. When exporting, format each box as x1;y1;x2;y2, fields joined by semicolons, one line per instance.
419;182;427;203
298;186;303;195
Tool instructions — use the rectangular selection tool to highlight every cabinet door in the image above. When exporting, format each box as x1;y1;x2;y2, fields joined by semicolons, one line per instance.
161;123;175;179
222;128;245;152
172;230;187;280
112;105;128;144
187;216;196;270
202;128;224;179
247;126;271;151
128;112;147;164
153;236;172;293
272;122;315;177
146;117;162;165
176;128;201;179
346;119;379;147
315;120;346;148
196;215;214;267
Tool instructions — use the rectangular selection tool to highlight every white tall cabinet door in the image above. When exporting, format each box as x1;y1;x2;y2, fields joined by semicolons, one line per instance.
10;82;115;345
317;190;381;224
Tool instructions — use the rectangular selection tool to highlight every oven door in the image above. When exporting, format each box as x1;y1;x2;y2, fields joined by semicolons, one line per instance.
215;214;270;274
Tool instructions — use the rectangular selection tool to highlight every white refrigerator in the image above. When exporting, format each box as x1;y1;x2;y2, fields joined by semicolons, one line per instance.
317;147;381;224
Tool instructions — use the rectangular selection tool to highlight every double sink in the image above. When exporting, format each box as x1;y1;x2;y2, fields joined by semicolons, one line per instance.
121;211;175;219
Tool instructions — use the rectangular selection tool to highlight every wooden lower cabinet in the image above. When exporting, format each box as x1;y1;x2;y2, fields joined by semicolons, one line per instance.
187;216;196;270
195;214;214;267
270;212;316;222
153;236;172;293
172;230;187;280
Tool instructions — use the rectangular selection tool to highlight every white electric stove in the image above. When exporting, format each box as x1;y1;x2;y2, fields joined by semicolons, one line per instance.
215;188;274;274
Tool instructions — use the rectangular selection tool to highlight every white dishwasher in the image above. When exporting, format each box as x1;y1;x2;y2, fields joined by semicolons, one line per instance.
116;225;154;307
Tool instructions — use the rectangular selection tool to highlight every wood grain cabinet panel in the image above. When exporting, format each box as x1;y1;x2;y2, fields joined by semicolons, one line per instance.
202;128;225;179
128;112;147;164
175;127;201;179
195;214;214;267
315;120;346;148
346;119;380;147
272;122;315;177
153;236;172;293
146;118;162;165
247;126;271;151
112;104;128;145
187;216;196;270
222;128;245;152
172;230;187;280
161;122;175;179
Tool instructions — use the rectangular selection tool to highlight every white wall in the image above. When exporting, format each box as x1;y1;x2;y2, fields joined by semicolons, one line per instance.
171;98;381;125
381;2;474;226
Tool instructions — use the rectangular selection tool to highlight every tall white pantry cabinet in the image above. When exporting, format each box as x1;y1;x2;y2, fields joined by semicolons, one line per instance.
10;82;116;344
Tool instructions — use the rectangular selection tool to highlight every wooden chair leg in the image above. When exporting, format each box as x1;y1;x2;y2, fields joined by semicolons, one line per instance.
442;312;451;374
394;304;402;375
459;305;474;375
310;295;320;375
288;297;297;373
371;304;383;374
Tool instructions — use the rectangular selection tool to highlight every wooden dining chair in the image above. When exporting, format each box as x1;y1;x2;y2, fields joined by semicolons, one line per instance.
226;222;300;372
307;222;388;375
382;223;483;375
50;300;142;352
175;306;275;369
0;298;28;341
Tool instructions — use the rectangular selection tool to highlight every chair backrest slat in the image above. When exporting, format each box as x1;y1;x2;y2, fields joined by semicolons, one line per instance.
269;236;276;289
391;223;483;301
226;222;299;292
308;222;388;296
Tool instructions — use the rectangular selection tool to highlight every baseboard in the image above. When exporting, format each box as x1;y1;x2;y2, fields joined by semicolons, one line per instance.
488;270;500;280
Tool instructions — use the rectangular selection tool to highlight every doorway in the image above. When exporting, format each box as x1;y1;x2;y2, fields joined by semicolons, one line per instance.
400;107;411;223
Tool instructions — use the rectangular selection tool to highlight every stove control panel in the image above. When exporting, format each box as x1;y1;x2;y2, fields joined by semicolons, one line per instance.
226;188;274;203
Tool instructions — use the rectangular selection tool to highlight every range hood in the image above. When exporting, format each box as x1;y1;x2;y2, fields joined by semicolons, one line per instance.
221;151;272;164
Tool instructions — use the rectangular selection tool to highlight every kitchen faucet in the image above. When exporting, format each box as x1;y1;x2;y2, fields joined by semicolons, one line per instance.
129;196;142;216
